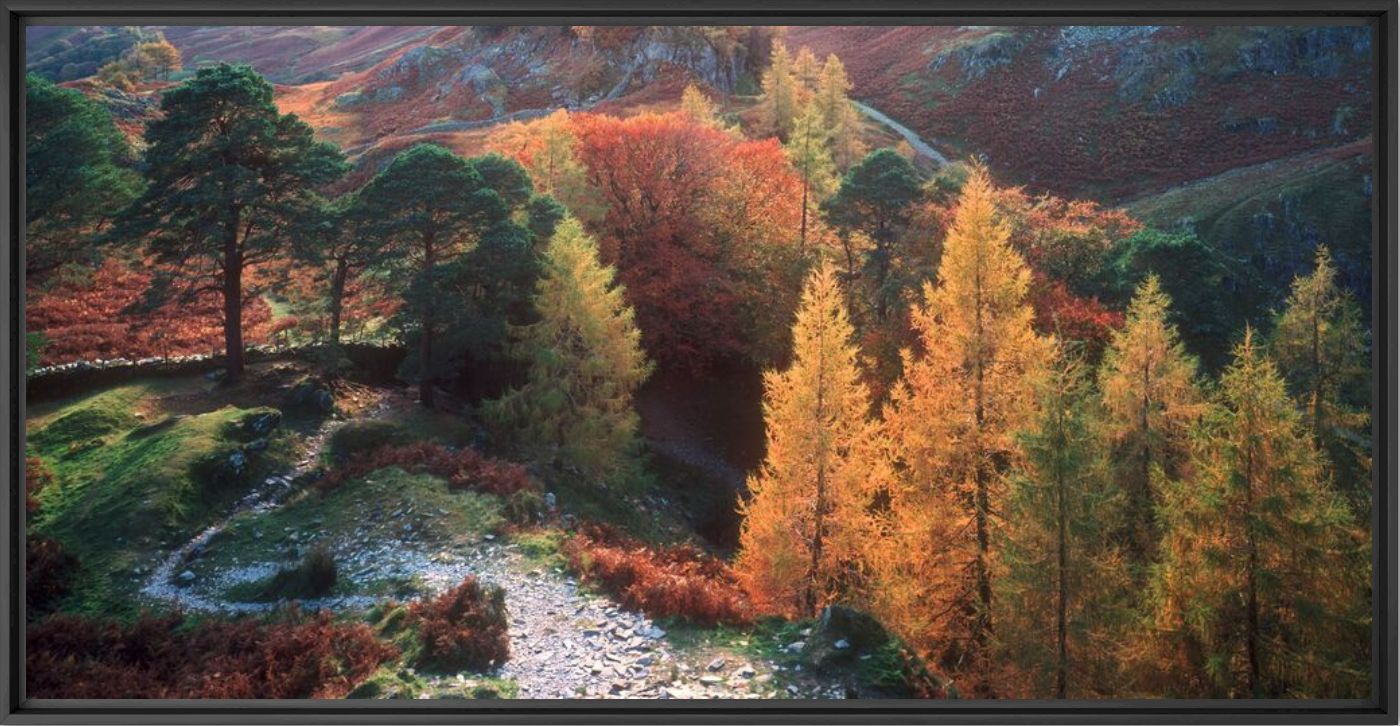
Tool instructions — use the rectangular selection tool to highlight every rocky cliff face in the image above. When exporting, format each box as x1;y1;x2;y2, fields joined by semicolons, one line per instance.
324;26;761;134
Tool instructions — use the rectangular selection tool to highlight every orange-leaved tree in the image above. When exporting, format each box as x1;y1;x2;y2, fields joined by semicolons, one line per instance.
574;111;804;372
735;260;888;617
872;166;1051;694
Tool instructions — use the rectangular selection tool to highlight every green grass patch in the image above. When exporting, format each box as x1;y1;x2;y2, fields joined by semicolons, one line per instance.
27;384;298;616
346;664;519;699
511;528;567;570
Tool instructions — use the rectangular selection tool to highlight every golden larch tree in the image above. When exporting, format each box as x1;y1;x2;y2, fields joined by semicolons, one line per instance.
1097;274;1203;567
873;166;1051;693
1146;329;1369;698
1269;245;1370;510
680;82;721;127
815;53;865;169
784;100;838;251
485;218;654;489
793;45;822;90
759;41;800;139
736;260;887;617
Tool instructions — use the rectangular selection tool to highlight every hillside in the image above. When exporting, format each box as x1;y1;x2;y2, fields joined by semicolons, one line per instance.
787;24;1373;201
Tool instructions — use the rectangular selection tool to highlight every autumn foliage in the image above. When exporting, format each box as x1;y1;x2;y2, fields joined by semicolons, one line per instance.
573;111;806;369
26;257;274;367
26;610;397;699
406;576;511;671
317;442;536;497
735;261;888;617
564;525;754;626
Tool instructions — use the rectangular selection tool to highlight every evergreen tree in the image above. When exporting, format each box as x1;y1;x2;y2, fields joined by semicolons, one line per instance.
784;101;838;251
1097;275;1203;566
759;41;799;139
822;148;922;323
485;218;653;488
875;166;1051;693
1269;245;1371;510
996;342;1129;698
115;64;346;381
355;145;535;406
736;261;886;616
1148;329;1369;697
25;74;141;278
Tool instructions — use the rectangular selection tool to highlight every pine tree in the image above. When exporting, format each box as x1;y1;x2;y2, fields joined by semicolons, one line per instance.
1269;245;1370;510
114;64;346;382
1148;329;1369;698
759;41;799;139
1097;275;1204;567
815;54;865;169
784;101;838;251
735;260;886;617
355;146;535;407
485;218;653;488
995;342;1130;698
25;74;141;278
874;166;1051;691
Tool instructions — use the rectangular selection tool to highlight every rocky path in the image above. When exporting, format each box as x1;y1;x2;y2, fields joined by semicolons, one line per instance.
134;394;840;699
853;100;951;167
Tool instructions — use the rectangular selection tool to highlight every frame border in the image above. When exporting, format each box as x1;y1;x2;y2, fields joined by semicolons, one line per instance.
2;2;1395;723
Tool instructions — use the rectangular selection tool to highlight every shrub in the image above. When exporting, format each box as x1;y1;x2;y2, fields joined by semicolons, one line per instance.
406;576;510;672
562;524;754;626
25;456;54;514
234;544;338;602
26;536;78;618
26;610;397;698
326;420;406;461
318;442;536;499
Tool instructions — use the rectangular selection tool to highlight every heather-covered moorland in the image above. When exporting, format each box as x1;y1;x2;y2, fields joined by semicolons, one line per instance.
23;24;1374;700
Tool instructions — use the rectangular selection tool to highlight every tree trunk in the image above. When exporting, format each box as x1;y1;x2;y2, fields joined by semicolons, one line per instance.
807;356;828;616
799;175;810;252
1056;403;1069;699
418;234;436;408
222;224;244;383
1245;438;1261;695
972;269;993;675
329;259;349;345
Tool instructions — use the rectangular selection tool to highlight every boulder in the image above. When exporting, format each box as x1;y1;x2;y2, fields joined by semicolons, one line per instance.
801;605;890;670
286;378;335;413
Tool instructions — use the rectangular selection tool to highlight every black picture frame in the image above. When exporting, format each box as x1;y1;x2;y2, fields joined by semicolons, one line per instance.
2;1;1395;723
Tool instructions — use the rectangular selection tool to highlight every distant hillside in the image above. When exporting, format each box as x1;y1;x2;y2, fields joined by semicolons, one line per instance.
1126;139;1374;322
788;24;1373;202
153;26;439;83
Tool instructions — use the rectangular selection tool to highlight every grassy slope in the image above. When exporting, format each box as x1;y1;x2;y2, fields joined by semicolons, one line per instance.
27;380;299;615
1126;140;1374;324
